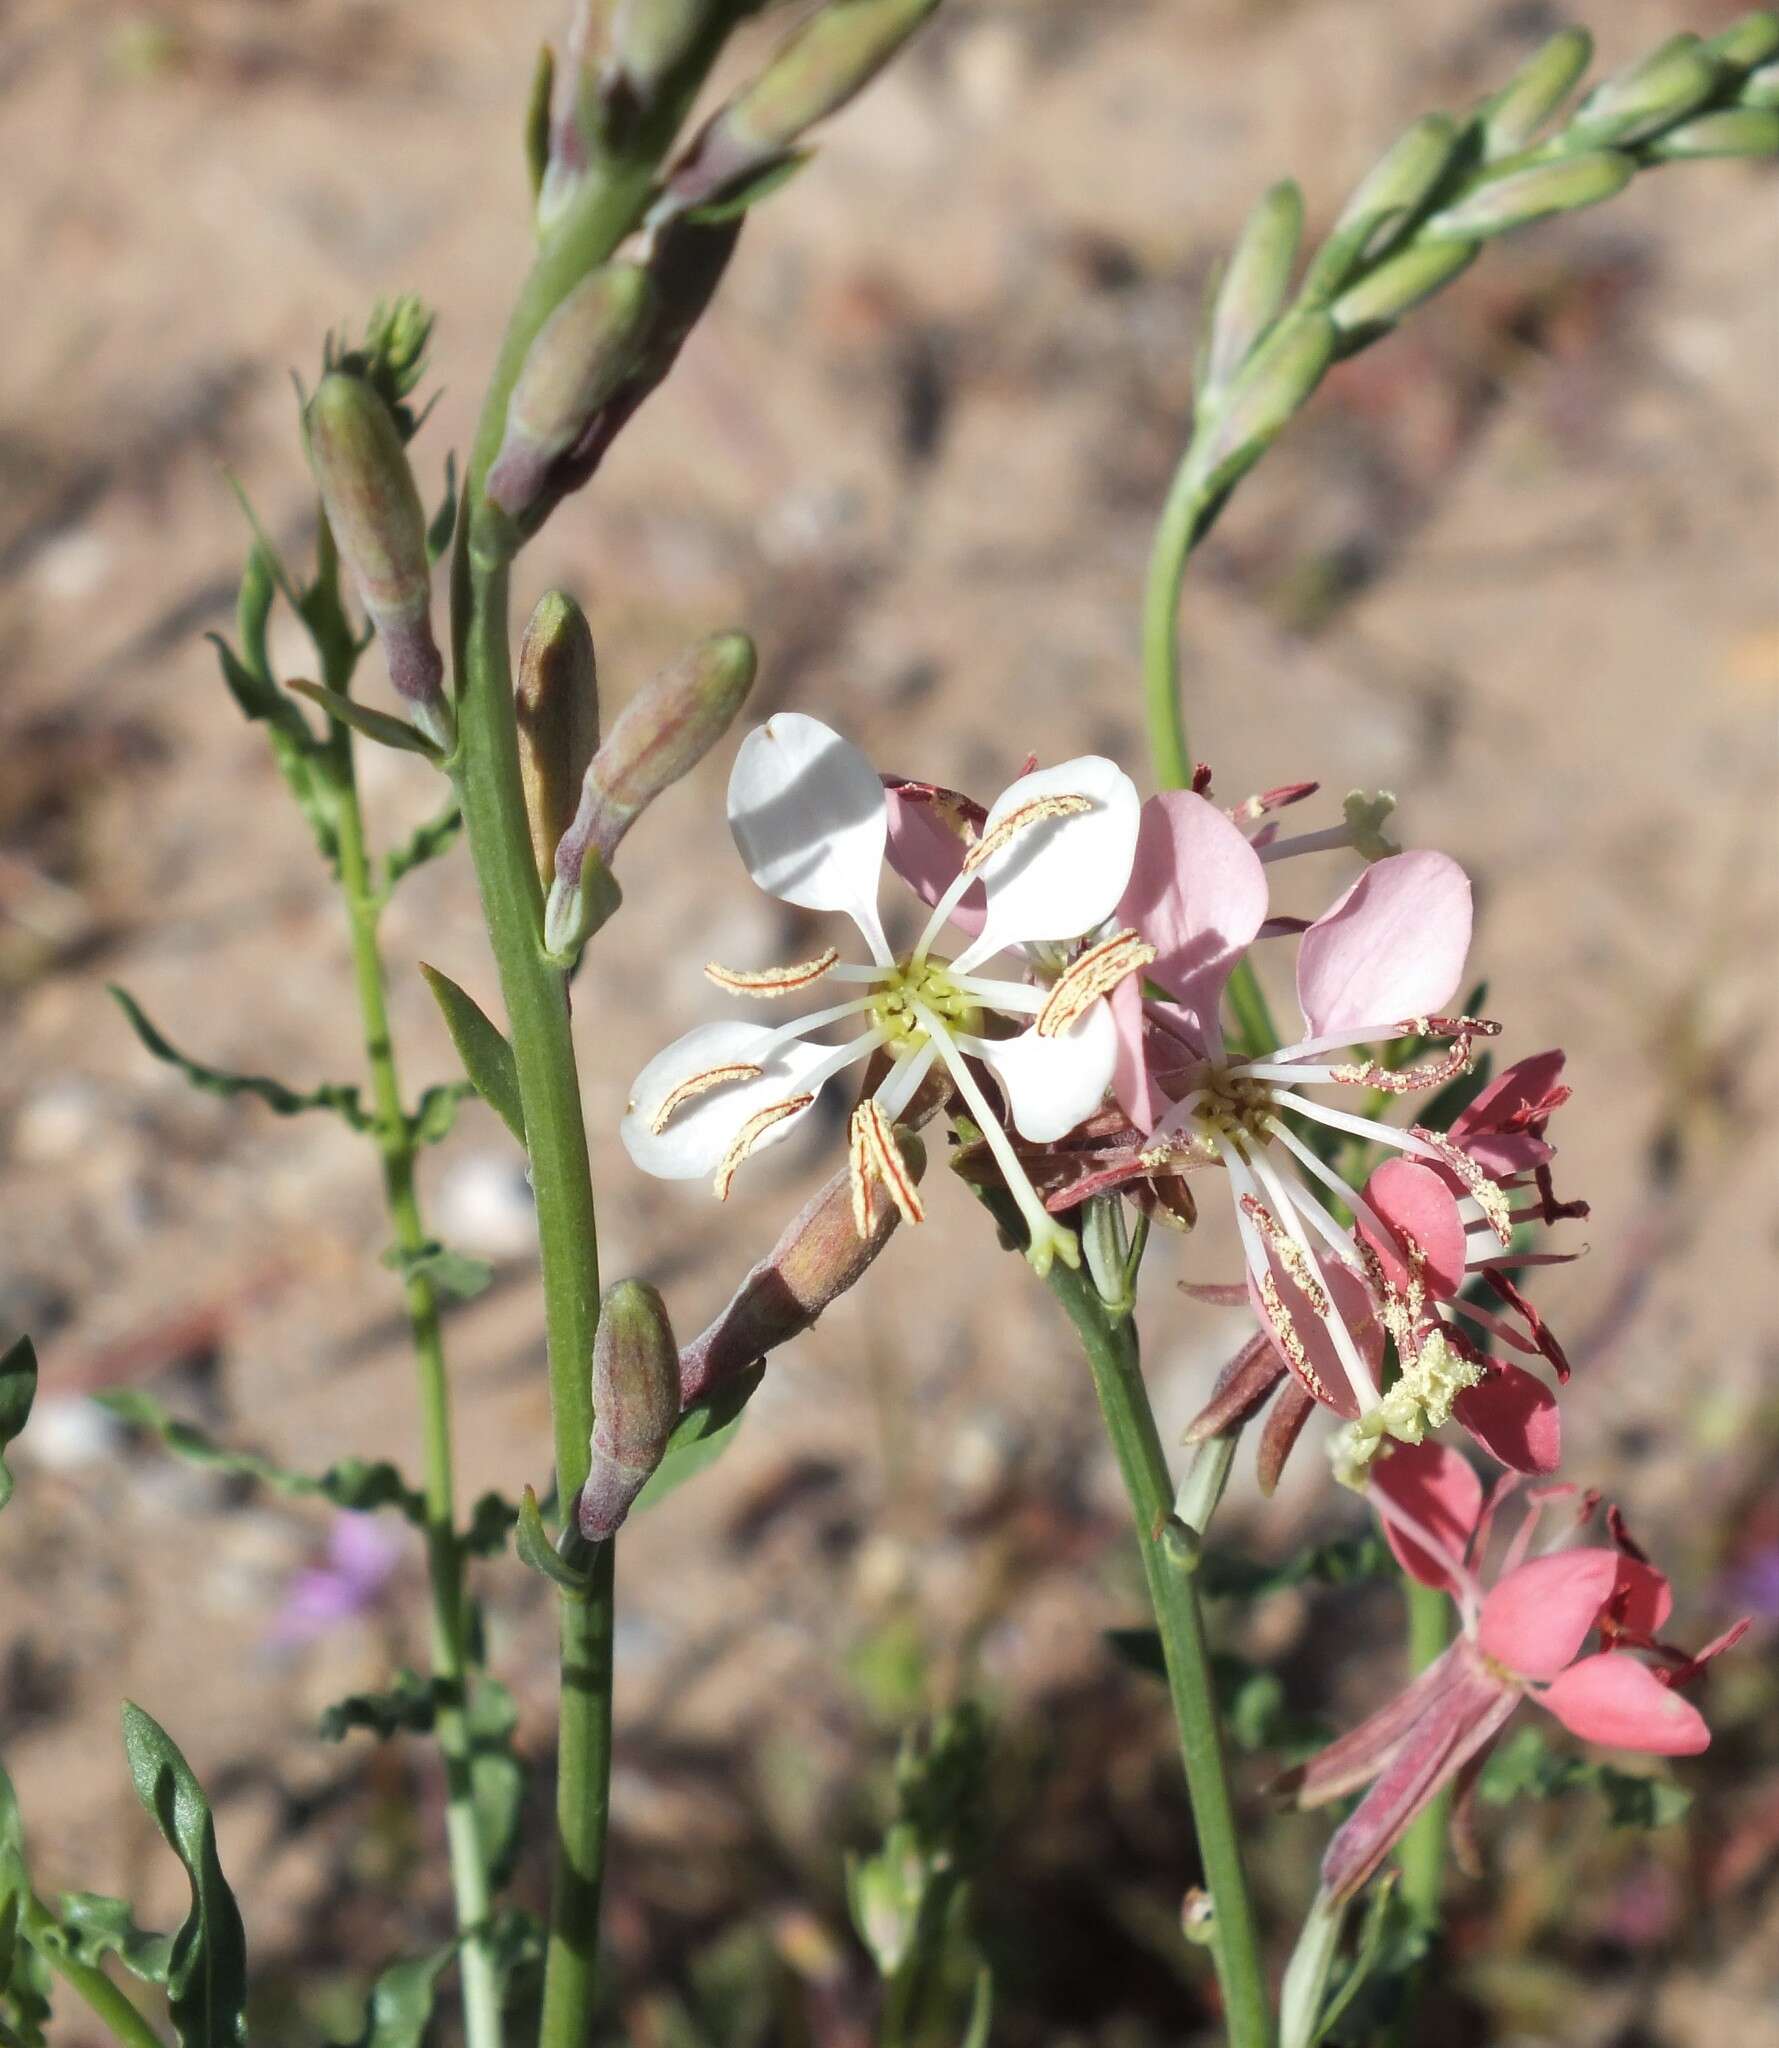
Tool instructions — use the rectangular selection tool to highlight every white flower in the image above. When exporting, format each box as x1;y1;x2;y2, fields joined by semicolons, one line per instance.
620;714;1144;1273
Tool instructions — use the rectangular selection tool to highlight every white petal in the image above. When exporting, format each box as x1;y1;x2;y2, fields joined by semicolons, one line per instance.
726;714;889;954
620;1020;836;1181
978;1000;1117;1143
960;756;1141;966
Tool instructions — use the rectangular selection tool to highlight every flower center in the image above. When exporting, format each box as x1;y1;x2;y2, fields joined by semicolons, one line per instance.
870;955;979;1051
1192;1066;1276;1144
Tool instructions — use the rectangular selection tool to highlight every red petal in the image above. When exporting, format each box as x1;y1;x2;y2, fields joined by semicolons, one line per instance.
1371;1441;1483;1593
1541;1653;1711;1756
1454;1362;1561;1475
1359;1158;1469;1300
1478;1549;1620;1681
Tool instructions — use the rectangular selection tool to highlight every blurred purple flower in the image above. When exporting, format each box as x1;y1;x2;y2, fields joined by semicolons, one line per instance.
1722;1545;1779;1622
269;1513;402;1646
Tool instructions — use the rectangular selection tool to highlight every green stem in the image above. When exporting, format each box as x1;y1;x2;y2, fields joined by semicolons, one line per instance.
1141;457;1216;794
16;1891;165;2048
1044;1265;1272;2046
327;738;503;2048
1387;1574;1455;2043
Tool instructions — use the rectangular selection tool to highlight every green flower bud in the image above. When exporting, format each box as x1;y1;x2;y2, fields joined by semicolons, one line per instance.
665;0;939;213
486;262;656;525
678;1135;926;1405
1194;310;1338;495
1202;181;1303;396
1477;28;1594;158
542;845;622;963
578;1279;680;1541
305;372;449;748
846;1827;926;1978
1301;115;1461;302
1329;239;1477;340
1706;12;1779;71
1647;105;1779;157
516;591;600;888
611;0;734;104
1741;58;1779;106
1566;37;1721;148
1420;150;1635;243
547;631;756;934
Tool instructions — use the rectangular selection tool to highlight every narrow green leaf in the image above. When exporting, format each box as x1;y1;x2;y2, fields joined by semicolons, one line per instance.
419;965;526;1146
425;451;459;567
408;1080;476;1148
467;1681;526;1888
629;1361;765;1515
958;1966;994;2048
287;680;443;760
0;1339;37;1513
47;1893;174;1985
384;799;463;892
523;44;554;203
382;1240;494;1303
94;1387;427;1525
109;985;369;1128
1312;1872;1402;2044
348;1946;455;2048
320;1671;437;1744
119;1703;248;2047
514;1485;595;1597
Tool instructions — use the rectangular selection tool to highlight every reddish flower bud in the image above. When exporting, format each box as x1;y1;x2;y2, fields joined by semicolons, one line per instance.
578;1279;679;1541
516;591;600;888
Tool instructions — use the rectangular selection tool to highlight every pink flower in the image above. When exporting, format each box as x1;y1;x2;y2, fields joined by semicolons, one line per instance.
1291;1441;1747;1898
269;1513;402;1646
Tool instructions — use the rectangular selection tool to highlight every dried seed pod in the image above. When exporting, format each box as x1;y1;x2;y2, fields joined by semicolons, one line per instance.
578;1279;680;1541
678;1136;926;1405
305;372;449;747
516;591;600;887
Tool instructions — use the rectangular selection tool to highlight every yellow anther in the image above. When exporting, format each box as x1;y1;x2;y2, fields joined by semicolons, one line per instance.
1410;1126;1512;1245
858;1098;925;1228
650;1061;764;1135
705;948;841;998
712;1095;812;1199
1035;929;1156;1038
961;793;1093;873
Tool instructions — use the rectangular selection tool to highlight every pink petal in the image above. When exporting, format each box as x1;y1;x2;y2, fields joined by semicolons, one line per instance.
1372;1441;1483;1593
1449;1049;1569;1177
1295;850;1473;1041
1115;792;1267;1057
1359;1158;1469;1299
1108;971;1157;1131
1454;1362;1562;1475
1287;1643;1472;1807
1609;1557;1674;1637
1478;1548;1620;1681
1541;1653;1711;1756
1248;1251;1381;1421
883;783;986;935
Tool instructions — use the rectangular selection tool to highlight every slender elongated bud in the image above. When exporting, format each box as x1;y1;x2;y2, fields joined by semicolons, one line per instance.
1420;150;1635;243
1194;310;1337;493
1330;239;1477;341
679;1136;926;1405
578;1280;680;1541
1707;12;1779;70
1647;105;1779;157
485;261;656;526
545;630;756;952
516;592;600;887
1566;36;1721;148
305;372;450;748
663;0;939;215
1300;115;1461;302
1202;181;1303;396
611;0;737;112
1478;28;1594;158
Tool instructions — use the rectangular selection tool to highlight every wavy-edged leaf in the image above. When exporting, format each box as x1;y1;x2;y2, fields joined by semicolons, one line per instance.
467;1681;525;1888
630;1362;764;1517
1198;1531;1392;1602
320;1671;437;1744
120;1703;248;2047
47;1893;174;1985
348;1945;455;2048
287;680;443;760
458;1489;521;1561
95;1388;427;1524
408;1080;476;1148
110;985;369;1128
385;799;463;892
419;966;525;1146
0;1340;36;1513
382;1240;493;1303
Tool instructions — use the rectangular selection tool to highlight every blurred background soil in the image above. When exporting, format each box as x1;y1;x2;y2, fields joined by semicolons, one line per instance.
2;0;1777;2041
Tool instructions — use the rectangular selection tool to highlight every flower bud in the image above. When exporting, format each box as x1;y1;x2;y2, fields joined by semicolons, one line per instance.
1745;59;1779;107
678;1135;926;1405
664;0;939;214
1329;239;1477;340
516;591;600;888
1202;181;1303;396
578;1279;680;1541
1300;115;1461;303
549;629;756;918
1194;310;1337;494
305;372;450;748
1477;28;1594;158
1566;37;1721;148
846;1828;926;1978
1420;150;1635;244
1707;13;1779;71
1646;105;1779;157
610;0;735;109
486;262;657;525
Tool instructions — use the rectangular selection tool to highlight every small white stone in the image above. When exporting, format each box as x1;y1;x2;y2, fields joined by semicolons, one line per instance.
434;1149;535;1258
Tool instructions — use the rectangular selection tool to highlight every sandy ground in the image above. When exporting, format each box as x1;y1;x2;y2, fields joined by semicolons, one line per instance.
2;1;1777;2041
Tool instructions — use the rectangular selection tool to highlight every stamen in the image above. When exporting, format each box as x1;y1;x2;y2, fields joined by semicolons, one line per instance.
651;1062;763;1134
961;793;1093;873
1327;1041;1476;1093
1400;1013;1502;1040
705;948;841;998
712;1095;814;1200
1409;1126;1512;1245
1239;1195;1331;1316
848;1102;876;1237
1036;929;1156;1037
855;1098;925;1230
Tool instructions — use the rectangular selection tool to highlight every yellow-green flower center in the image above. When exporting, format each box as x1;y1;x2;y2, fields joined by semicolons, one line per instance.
870;956;979;1051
